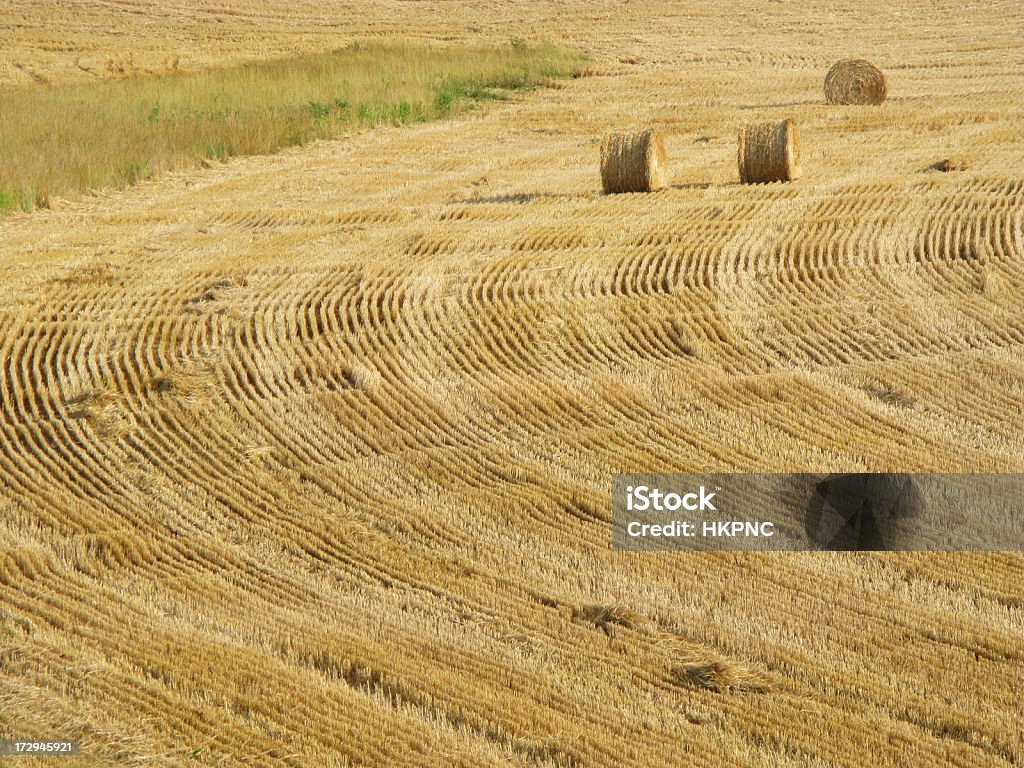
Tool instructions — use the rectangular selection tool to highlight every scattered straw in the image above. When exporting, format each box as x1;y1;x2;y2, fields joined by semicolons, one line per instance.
929;157;968;173
577;604;643;636
673;660;773;693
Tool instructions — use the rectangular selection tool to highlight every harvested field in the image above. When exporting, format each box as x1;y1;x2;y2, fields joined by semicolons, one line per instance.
1;1;1023;767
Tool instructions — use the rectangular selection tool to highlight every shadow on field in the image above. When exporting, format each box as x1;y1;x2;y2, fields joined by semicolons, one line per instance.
669;182;713;191
462;192;581;204
738;99;820;109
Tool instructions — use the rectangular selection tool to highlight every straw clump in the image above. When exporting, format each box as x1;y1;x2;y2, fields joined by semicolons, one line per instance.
824;59;888;105
673;660;773;693
737;119;801;184
929;157;968;173
576;604;643;636
600;129;667;193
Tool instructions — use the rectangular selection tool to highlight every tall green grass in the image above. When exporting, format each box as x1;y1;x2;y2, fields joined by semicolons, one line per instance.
0;40;584;213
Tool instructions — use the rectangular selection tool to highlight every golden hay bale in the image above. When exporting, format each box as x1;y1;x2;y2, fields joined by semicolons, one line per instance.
824;59;888;105
600;129;668;193
737;119;801;183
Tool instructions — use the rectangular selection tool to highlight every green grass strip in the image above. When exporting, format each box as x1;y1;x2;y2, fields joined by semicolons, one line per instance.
0;40;585;213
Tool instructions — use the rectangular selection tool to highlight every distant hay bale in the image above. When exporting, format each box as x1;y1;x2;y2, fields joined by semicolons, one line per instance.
824;59;888;105
600;129;667;193
737;119;801;183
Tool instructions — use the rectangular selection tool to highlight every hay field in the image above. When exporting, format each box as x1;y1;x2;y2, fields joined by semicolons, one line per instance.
1;1;1024;766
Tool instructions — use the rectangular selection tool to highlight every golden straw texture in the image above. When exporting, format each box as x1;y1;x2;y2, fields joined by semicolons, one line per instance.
600;129;668;193
737;119;801;183
824;59;888;105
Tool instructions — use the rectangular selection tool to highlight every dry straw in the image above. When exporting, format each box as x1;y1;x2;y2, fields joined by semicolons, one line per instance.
600;129;667;193
929;157;968;173
674;661;772;694
824;59;888;105
737;119;801;183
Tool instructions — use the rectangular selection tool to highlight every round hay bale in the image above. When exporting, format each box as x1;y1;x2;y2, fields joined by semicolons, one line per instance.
824;59;888;105
737;119;801;183
600;129;667;193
